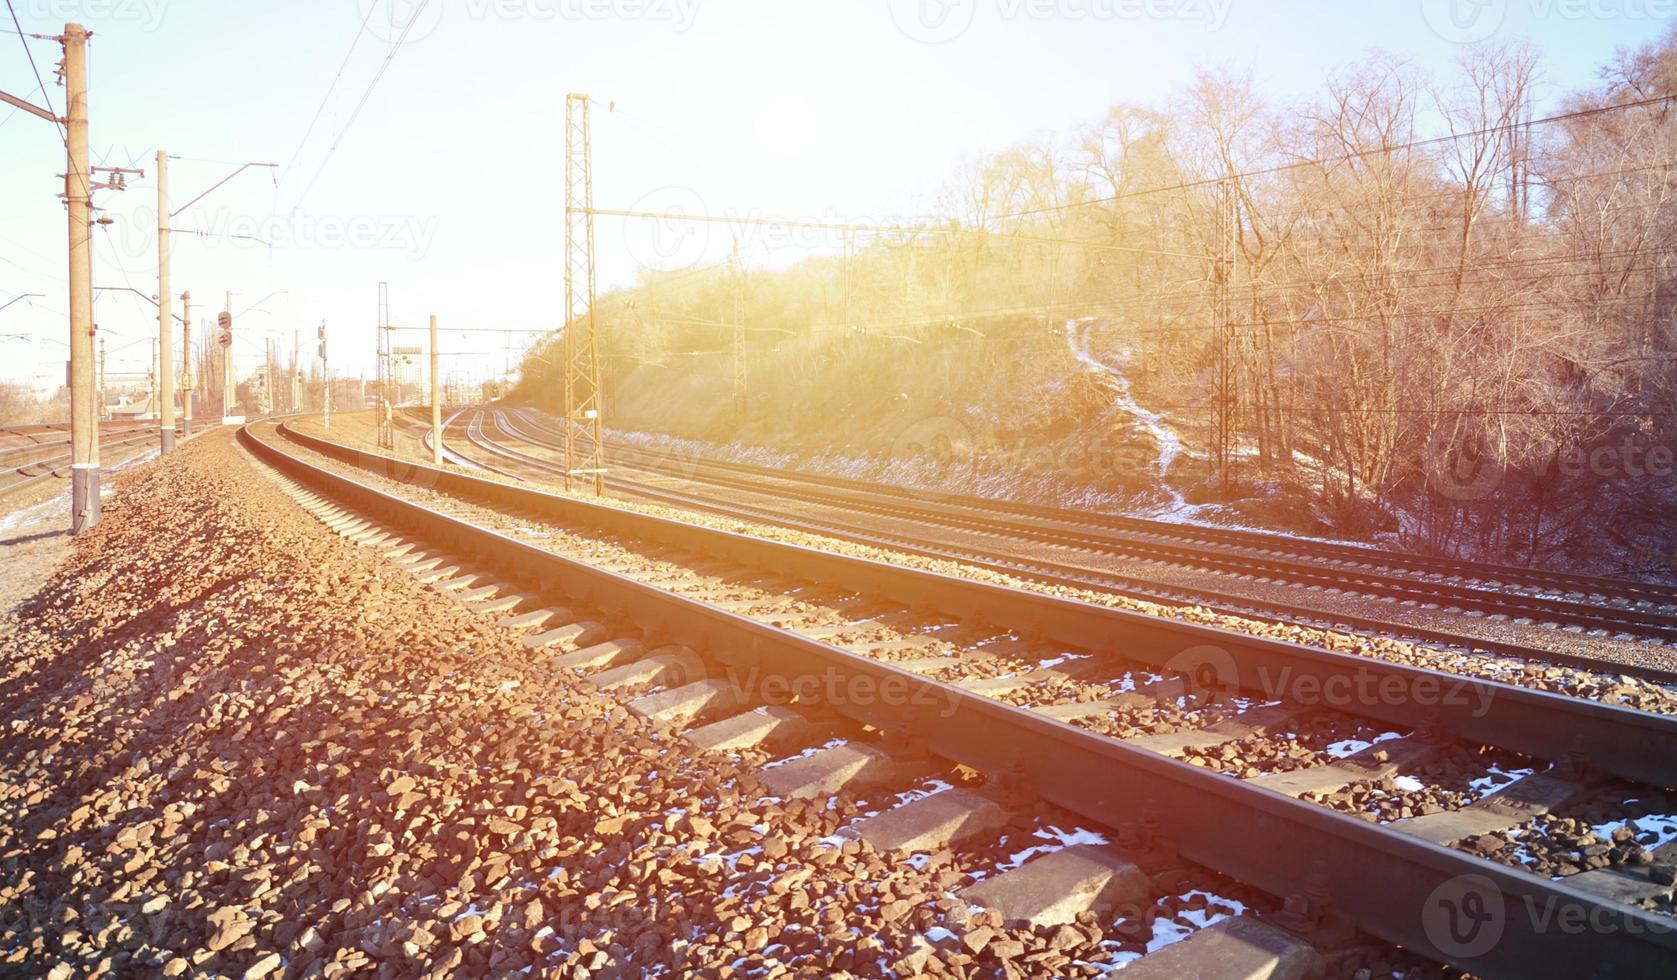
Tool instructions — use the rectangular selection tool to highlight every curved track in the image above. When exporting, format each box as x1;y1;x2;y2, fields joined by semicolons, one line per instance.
449;407;1677;685
249;418;1677;979
504;409;1677;642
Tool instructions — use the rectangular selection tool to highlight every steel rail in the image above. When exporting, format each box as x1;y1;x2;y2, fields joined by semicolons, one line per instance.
243;419;1677;979
283;419;1677;788
1;430;166;494
0;426;157;467
566;426;1677;642
569;410;1677;609
468;411;1677;689
493;406;1677;651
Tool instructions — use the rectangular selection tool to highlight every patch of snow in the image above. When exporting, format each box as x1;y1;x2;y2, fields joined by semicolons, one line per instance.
1323;731;1405;759
1469;765;1534;798
992;824;1110;874
1066;318;1205;520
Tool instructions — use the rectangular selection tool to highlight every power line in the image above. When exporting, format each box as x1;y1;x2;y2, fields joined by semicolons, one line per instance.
279;2;377;182
591;207;1210;260
4;0;64;146
290;0;432;212
996;92;1677;223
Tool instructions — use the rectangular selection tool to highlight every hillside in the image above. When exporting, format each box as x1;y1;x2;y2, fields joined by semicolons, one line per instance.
515;36;1677;580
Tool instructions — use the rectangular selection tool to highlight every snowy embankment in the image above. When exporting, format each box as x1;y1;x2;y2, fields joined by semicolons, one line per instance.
1064;318;1210;522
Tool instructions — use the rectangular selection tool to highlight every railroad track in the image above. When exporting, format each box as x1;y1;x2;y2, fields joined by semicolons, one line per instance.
512;411;1677;645
0;425;172;496
475;408;1673;636
446;406;1677;688
248;417;1677;978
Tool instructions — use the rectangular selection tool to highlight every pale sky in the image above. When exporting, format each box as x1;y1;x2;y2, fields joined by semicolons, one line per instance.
1;0;1671;392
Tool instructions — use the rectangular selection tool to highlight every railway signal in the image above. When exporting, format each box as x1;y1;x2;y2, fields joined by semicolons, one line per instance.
154;154;275;452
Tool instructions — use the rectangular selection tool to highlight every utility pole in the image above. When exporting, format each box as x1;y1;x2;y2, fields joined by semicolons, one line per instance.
5;22;133;530
377;282;392;447
730;235;746;424
156;149;175;452
180;292;192;437
318;320;329;430
1212;177;1236;500
292;330;300;413
563;92;605;494
430;314;442;466
222;290;234;419
64;23;98;532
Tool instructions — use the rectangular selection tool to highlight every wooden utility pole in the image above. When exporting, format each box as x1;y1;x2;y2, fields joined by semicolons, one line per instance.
156;149;175;452
180;292;193;437
64;23;98;532
430;314;442;466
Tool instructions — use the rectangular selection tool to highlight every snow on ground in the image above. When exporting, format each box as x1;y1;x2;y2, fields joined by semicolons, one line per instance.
1064;318;1204;520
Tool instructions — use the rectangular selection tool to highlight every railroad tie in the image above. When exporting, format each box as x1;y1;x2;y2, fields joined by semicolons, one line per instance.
959;844;1150;930
1252;736;1442;798
835;788;1007;856
1567;838;1677;906
627;677;748;727
523;621;610;653
1124;703;1297;759
549;638;646;671
496;606;570;631
1388;768;1593;844
1110;915;1322;980
683;706;812;753
755;742;903;800
588;646;705;692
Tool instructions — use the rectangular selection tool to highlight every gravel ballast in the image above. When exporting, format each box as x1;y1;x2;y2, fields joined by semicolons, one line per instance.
0;431;1071;977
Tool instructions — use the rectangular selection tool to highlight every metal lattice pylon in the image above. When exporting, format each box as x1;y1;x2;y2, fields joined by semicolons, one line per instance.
563;92;605;494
